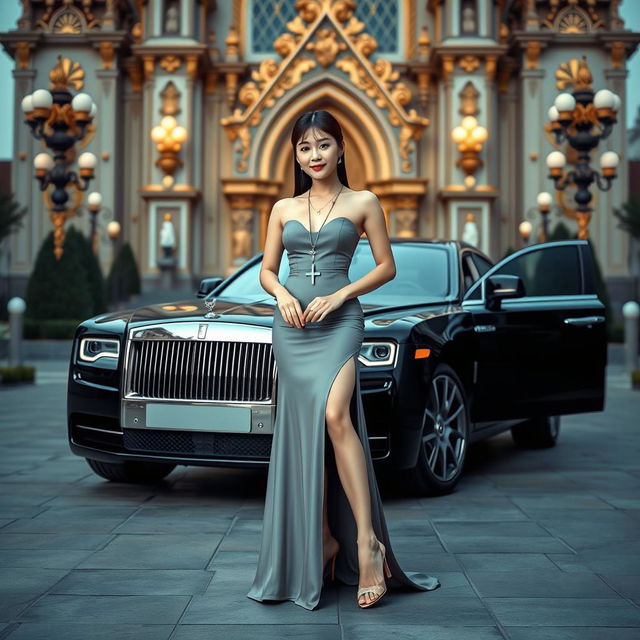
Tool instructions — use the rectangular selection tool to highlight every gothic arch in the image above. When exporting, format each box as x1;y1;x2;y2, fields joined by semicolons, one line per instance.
252;77;397;186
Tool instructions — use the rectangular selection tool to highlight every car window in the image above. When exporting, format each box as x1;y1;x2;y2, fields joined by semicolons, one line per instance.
461;254;478;293
470;253;492;277
211;243;451;304
490;245;582;297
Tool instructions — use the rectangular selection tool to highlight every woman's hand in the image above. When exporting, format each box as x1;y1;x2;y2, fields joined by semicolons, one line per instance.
303;291;347;324
275;290;306;329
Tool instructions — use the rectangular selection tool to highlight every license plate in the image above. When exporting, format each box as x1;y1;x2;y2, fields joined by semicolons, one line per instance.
145;403;252;433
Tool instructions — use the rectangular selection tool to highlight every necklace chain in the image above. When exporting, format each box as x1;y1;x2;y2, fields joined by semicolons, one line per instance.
307;184;344;253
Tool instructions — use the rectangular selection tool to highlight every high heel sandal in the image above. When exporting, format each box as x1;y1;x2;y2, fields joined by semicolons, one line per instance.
322;542;339;586
357;540;392;608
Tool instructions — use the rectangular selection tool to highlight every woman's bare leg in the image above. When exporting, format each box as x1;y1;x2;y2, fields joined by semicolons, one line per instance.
325;356;384;605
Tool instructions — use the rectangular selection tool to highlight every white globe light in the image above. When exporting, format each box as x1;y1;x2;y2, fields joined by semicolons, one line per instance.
546;151;566;169
611;93;621;112
88;192;103;207
107;220;121;238
519;220;532;237
31;89;53;109
160;115;177;131
554;92;576;112
172;125;188;143
89;102;98;118
599;151;619;169
622;301;640;320
548;105;559;122
451;126;467;143
461;116;478;130
33;153;54;170
7;297;26;314
471;126;488;142
151;126;165;143
593;89;615;109
78;152;98;169
71;92;93;112
537;191;553;207
21;94;33;113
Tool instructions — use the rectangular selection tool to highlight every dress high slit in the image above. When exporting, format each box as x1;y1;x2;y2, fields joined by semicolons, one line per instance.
246;216;440;610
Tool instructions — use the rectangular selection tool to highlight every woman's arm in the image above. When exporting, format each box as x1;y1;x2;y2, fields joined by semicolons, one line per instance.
259;199;289;299
337;191;396;302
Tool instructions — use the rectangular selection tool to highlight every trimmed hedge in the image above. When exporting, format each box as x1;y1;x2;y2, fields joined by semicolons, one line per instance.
107;241;141;304
0;365;35;384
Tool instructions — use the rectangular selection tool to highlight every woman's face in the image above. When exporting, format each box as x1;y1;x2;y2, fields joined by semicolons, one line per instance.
295;127;342;178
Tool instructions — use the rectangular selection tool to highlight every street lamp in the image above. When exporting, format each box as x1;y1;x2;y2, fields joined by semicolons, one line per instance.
545;56;620;240
150;115;188;189
519;220;533;246
451;116;488;189
76;191;113;255
21;55;98;259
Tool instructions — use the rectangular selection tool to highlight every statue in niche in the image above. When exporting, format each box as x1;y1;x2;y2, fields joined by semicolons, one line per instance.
461;0;477;34
462;213;479;247
164;1;180;34
159;212;177;258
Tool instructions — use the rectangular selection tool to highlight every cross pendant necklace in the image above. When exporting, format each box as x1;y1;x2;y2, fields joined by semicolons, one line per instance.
305;183;344;285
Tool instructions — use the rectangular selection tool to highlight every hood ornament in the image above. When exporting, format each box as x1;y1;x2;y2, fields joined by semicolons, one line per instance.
203;297;220;319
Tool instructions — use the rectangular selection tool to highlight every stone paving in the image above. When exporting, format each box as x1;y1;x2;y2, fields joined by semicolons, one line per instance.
0;360;639;639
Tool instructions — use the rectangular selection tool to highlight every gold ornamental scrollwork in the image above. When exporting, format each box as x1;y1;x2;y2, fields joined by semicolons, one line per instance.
221;0;428;174
49;56;85;92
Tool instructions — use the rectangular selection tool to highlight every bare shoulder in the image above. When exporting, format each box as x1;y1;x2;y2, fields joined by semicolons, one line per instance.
355;189;381;207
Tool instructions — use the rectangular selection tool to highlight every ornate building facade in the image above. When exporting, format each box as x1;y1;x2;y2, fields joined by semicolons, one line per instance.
1;0;639;312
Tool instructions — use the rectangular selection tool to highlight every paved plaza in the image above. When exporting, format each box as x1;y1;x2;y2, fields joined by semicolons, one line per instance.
0;359;639;639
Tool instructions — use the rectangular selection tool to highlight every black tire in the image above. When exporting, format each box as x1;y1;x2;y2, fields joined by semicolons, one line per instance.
511;415;560;449
86;458;176;483
405;363;469;496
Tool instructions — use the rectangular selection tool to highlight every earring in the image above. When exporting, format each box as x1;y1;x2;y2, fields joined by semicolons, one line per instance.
338;156;343;164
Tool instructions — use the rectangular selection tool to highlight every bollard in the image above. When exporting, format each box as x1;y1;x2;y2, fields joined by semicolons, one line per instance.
8;297;26;367
622;300;639;375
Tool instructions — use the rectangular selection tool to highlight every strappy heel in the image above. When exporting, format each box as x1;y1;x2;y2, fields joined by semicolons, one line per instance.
357;540;392;608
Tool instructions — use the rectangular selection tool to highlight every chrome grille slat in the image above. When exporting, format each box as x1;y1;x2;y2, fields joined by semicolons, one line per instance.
126;338;276;402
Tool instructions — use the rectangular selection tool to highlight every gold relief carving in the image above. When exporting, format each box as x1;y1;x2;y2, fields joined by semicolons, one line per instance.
498;22;509;44
15;42;30;69
205;72;218;94
98;42;115;69
222;0;428;174
49;56;84;91
459;55;480;73
143;55;155;82
610;41;625;69
416;72;429;111
225;73;239;110
459;82;479;117
441;55;455;82
485;55;497;81
160;55;182;73
542;2;602;33
555;56;592;92
160;81;182;117
230;209;254;263
394;210;418;237
186;55;199;80
225;24;241;60
132;22;143;44
123;58;143;92
525;41;541;69
417;25;430;59
305;28;347;67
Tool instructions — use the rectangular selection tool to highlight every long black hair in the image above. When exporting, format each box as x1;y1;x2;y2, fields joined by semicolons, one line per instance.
290;110;350;197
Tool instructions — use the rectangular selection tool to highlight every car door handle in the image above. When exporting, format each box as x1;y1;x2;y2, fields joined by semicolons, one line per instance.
563;315;605;326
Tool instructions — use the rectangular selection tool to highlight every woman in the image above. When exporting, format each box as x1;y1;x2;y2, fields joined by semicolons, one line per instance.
247;110;440;610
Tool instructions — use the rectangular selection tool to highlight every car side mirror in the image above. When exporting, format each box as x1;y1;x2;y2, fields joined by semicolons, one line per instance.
485;274;525;311
196;277;224;298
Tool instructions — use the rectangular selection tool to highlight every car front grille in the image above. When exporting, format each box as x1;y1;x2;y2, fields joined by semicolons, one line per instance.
125;339;277;402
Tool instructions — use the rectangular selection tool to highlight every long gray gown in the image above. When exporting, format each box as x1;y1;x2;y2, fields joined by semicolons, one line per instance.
246;215;440;610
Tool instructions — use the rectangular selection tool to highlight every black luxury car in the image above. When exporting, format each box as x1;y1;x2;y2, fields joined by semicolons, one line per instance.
67;238;606;495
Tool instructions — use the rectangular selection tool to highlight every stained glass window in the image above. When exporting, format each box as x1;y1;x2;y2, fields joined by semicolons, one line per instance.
249;0;399;56
250;0;298;54
353;0;399;54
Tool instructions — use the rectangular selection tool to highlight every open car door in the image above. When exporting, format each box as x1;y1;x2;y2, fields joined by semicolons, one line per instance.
461;240;607;423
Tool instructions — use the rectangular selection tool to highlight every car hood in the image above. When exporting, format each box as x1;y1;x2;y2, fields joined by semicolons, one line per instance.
92;295;457;332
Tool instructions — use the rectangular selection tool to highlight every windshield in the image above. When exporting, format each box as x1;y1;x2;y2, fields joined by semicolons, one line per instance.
209;243;451;305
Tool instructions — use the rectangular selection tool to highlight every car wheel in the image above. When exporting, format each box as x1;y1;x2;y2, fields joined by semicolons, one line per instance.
86;458;176;483
405;363;469;496
511;415;560;449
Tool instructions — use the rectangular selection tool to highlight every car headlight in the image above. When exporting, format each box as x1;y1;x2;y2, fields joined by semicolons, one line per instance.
358;341;397;367
79;337;120;362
